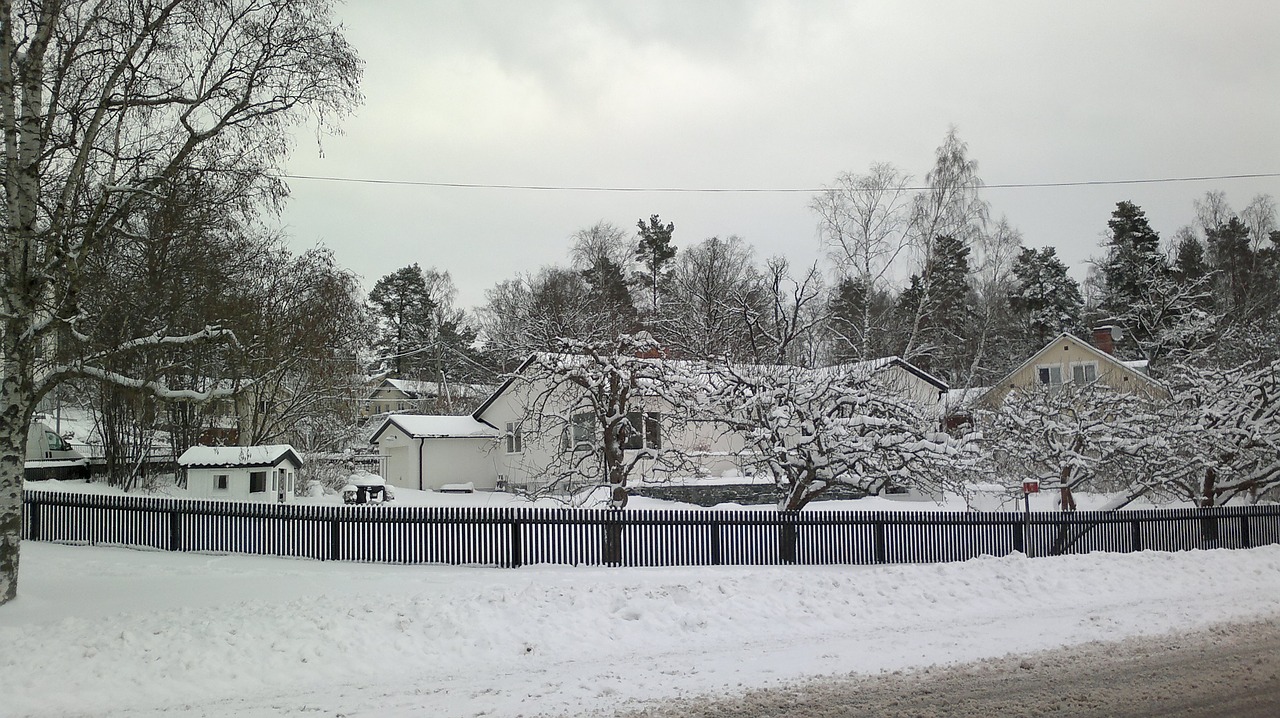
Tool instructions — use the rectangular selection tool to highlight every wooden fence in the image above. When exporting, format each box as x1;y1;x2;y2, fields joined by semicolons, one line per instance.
20;490;1280;568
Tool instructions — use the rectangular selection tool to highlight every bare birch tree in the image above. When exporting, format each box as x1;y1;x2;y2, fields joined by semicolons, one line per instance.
901;128;989;361
0;0;361;604
811;163;912;360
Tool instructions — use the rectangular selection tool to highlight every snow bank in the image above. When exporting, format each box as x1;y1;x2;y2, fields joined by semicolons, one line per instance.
2;542;1279;717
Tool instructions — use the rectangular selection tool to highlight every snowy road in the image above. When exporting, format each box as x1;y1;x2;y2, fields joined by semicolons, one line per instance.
3;542;1280;717
616;618;1280;717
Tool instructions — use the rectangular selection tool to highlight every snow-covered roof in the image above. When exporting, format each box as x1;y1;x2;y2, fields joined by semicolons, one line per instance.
472;352;947;420
177;444;302;469
369;414;500;443
944;386;989;409
1120;359;1150;374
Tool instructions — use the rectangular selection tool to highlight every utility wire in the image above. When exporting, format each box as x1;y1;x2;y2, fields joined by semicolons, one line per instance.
281;171;1280;194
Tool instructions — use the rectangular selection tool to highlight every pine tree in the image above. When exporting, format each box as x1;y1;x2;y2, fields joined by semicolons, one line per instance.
896;235;972;380
1172;232;1210;288
634;215;677;326
1008;247;1083;346
368;264;436;377
1205;217;1258;319
1100;201;1167;317
827;276;896;362
582;258;640;337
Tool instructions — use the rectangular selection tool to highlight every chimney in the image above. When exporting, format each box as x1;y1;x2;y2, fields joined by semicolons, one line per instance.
1092;325;1117;355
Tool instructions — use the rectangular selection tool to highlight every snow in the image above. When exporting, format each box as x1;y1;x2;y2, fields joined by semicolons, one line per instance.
373;413;500;438
176;444;300;468
2;542;1278;717
26;476;1205;513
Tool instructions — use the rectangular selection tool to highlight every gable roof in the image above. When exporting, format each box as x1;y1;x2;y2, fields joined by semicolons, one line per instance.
368;414;500;444
177;444;303;469
471;353;947;424
827;356;948;393
977;332;1168;405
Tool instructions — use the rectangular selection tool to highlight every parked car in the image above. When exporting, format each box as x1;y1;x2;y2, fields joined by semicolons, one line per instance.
24;420;90;481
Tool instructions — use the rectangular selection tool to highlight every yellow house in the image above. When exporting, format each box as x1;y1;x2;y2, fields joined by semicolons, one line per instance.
978;328;1170;407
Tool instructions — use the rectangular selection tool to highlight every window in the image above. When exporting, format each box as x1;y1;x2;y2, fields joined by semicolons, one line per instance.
505;422;523;454
214;474;229;490
249;471;267;493
622;412;644;450
44;431;69;452
621;411;663;450
1036;365;1063;386
1072;362;1098;383
644;412;662;450
566;412;596;451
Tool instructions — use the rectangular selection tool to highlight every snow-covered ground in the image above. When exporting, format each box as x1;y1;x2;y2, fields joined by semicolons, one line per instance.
3;541;1279;717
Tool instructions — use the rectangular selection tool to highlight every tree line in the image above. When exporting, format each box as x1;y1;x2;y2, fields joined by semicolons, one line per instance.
367;129;1279;396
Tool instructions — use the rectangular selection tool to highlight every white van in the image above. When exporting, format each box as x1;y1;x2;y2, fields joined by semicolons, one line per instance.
25;421;89;481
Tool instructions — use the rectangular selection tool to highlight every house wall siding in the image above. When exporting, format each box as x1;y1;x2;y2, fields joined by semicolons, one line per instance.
187;464;297;501
374;422;499;491
981;337;1168;407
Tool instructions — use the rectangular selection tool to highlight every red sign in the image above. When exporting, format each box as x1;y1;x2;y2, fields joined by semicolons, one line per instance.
1023;479;1040;494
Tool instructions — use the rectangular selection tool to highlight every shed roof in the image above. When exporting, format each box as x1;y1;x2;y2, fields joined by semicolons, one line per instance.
177;444;303;469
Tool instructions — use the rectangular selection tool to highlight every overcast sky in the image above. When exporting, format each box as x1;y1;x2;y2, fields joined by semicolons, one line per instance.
277;0;1280;311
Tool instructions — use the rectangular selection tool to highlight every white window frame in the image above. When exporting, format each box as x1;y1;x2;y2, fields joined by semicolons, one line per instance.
1036;364;1063;387
621;411;663;451
505;422;523;454
1070;361;1098;384
214;474;229;490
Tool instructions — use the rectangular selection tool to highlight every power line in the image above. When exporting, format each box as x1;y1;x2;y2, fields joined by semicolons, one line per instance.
280;171;1280;194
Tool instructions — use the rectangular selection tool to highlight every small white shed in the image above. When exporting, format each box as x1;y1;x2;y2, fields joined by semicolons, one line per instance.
178;444;304;502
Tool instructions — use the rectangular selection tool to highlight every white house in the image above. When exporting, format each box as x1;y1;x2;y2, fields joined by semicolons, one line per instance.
371;353;948;495
363;378;494;417
178;444;303;502
367;414;500;491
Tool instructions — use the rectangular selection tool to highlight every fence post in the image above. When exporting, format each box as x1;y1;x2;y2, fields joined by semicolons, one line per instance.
709;521;721;566
169;511;182;551
1130;520;1142;552
27;496;41;541
509;519;522;568
603;511;623;566
779;519;797;564
1011;519;1025;555
873;521;887;564
1240;514;1251;549
330;519;342;561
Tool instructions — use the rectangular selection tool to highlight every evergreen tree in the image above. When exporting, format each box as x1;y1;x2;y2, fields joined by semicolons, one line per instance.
1100;201;1167;318
827;276;896;362
582;258;640;337
368;264;436;376
634;215;677;325
896;235;972;380
1171;232;1210;288
1008;247;1083;346
1205;217;1258;318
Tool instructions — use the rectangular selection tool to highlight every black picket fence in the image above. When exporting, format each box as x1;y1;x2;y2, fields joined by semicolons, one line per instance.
20;490;1280;568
